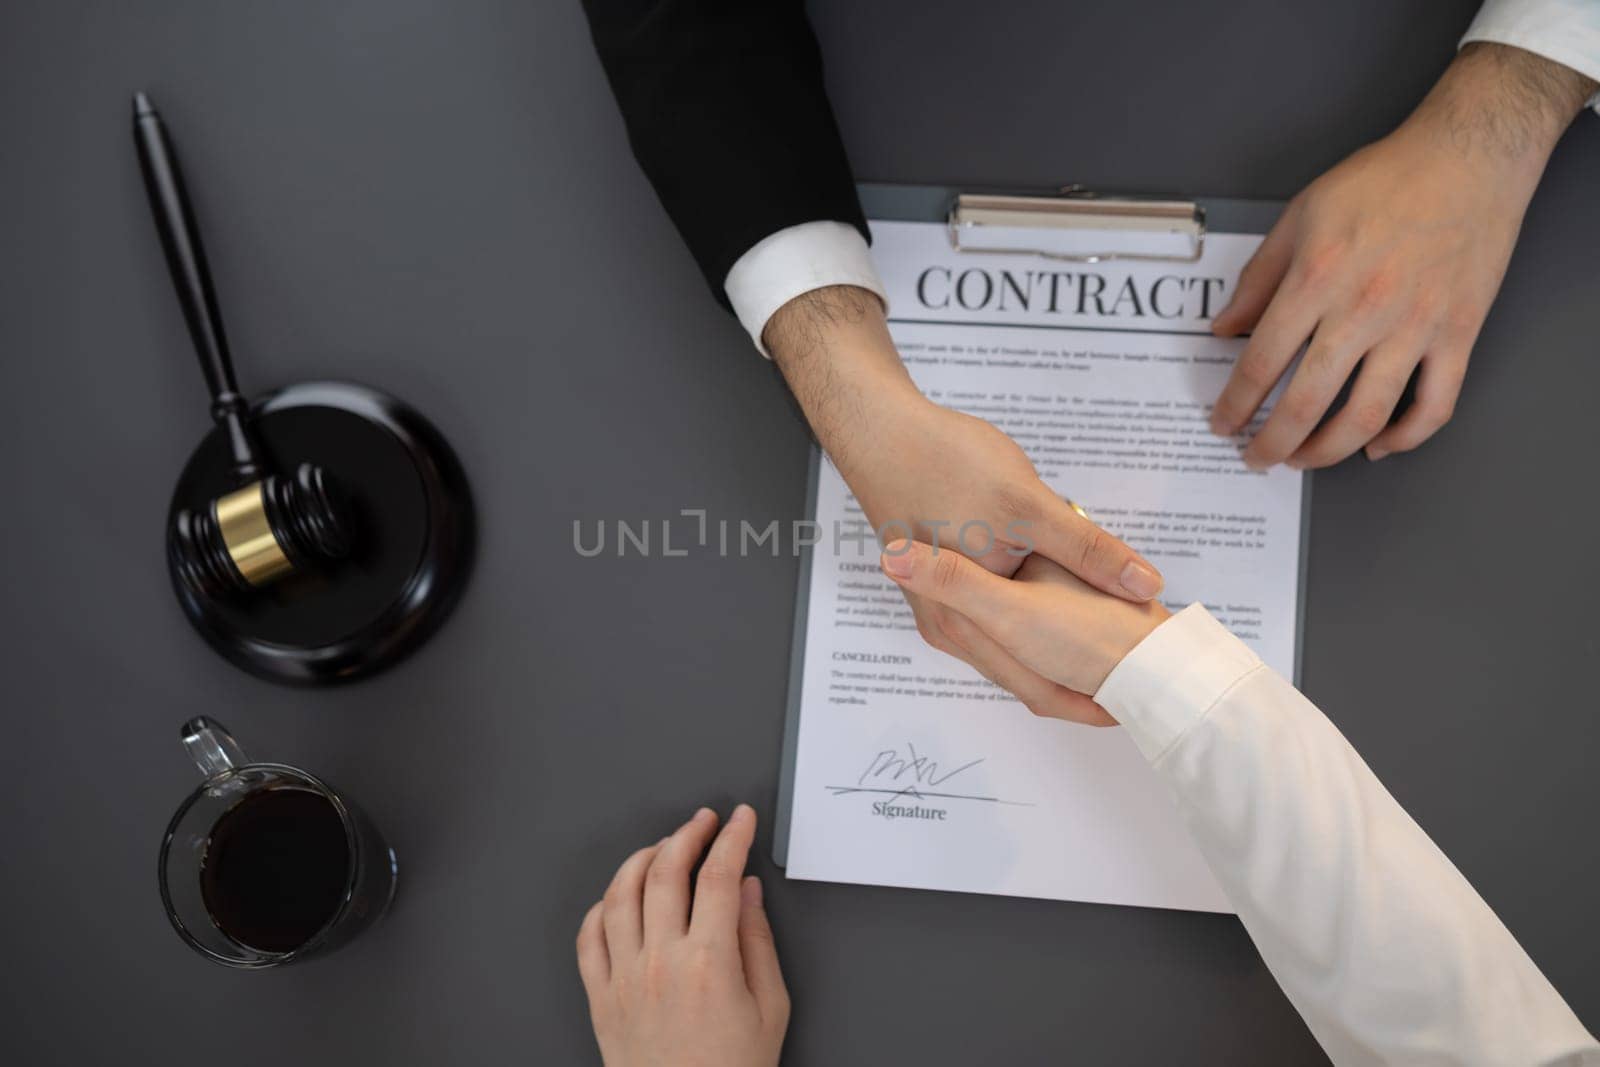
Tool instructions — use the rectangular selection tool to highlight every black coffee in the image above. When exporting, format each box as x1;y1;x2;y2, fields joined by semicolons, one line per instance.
200;787;351;954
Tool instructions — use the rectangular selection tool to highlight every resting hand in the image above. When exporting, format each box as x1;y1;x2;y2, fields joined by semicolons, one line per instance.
880;540;1169;718
1210;43;1596;468
768;286;1162;717
577;806;789;1067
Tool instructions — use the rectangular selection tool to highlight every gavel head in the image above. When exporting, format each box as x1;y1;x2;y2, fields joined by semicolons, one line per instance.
169;462;354;600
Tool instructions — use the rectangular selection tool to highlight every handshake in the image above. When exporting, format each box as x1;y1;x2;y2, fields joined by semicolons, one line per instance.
766;283;1170;722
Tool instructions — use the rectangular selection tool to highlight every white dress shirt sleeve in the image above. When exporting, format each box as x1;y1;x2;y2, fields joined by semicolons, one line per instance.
1464;0;1600;114
722;220;888;358
1097;604;1599;1065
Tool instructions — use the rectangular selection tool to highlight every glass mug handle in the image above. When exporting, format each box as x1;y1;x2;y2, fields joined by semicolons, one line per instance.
181;716;248;778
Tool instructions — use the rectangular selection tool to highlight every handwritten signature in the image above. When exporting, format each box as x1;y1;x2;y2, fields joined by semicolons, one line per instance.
825;741;1028;806
858;743;982;791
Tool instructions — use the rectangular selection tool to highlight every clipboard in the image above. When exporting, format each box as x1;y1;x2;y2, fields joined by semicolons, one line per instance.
772;183;1312;868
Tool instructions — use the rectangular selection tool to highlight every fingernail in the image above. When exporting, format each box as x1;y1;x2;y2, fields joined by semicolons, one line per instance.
880;540;914;578
742;875;763;906
1243;455;1269;472
732;802;755;822
694;806;715;823
1366;447;1388;461
1119;560;1162;599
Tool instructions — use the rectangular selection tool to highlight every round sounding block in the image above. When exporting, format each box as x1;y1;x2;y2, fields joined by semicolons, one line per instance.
167;380;473;684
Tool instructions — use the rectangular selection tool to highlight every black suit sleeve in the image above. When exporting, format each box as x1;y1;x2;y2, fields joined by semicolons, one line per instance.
580;0;869;307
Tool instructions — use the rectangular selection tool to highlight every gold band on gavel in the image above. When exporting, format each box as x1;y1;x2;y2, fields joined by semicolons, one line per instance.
214;482;294;586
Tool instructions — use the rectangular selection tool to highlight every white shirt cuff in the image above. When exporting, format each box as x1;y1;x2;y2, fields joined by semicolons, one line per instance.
1463;0;1600;114
723;220;889;358
1094;604;1265;763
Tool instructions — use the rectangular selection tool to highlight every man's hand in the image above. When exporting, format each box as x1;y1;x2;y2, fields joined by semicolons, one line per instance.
880;540;1169;715
577;806;789;1067
1210;43;1597;468
766;286;1163;718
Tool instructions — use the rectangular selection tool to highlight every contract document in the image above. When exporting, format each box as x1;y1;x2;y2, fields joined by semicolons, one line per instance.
776;220;1308;912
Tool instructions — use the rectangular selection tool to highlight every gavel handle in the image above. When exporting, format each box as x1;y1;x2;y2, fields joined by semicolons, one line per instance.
133;91;263;483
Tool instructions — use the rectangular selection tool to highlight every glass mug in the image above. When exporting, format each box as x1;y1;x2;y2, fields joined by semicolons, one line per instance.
159;717;398;967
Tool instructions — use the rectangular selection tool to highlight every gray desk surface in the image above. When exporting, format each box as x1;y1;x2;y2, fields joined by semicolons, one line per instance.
2;2;1595;1063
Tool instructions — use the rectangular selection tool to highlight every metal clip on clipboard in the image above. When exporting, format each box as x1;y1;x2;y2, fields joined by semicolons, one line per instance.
947;185;1206;264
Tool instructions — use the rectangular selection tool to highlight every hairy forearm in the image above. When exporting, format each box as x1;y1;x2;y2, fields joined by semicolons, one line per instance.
1406;43;1596;184
764;286;926;476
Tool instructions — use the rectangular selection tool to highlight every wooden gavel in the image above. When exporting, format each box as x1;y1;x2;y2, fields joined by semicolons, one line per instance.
135;91;353;599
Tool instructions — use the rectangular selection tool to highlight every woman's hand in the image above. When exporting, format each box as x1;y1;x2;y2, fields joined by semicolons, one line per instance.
577;806;789;1067
880;541;1170;717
